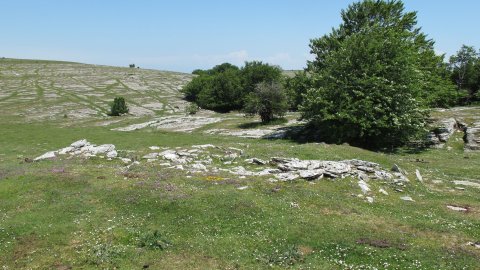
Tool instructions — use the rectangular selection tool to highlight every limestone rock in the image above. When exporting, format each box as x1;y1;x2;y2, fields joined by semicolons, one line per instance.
358;180;371;194
191;163;207;172
379;188;389;195
447;205;468;212
400;196;415;202
245;158;267;165
71;139;89;149
34;151;56;161
427;118;457;148
299;169;324;180
415;169;423;183
453;180;480;189
142;153;159;159
465;124;480;151
275;172;299;181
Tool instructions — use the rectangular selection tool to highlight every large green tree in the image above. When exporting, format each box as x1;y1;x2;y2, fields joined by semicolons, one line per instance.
284;71;311;111
302;0;451;148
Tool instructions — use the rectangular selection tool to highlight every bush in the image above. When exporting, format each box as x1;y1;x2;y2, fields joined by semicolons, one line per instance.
244;81;288;123
185;103;200;115
110;97;129;116
137;230;171;250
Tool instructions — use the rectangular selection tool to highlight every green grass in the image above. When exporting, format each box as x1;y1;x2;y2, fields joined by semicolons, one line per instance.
0;122;479;269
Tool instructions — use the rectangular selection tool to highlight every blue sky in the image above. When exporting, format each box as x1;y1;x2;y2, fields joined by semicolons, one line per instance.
1;0;479;72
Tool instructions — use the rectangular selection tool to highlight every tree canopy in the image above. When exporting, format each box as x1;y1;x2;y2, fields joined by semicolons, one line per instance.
301;0;451;148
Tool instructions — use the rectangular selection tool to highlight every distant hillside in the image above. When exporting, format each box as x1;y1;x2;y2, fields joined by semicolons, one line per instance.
0;58;194;124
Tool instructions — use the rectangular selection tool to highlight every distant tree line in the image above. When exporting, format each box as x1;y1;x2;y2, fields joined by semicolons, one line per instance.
182;61;287;122
449;45;480;104
181;0;480;148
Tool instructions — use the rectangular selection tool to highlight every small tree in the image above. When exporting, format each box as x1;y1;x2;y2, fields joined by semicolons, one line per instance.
244;82;288;123
110;97;129;116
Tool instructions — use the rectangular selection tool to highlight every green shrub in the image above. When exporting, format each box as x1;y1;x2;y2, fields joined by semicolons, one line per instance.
110;97;129;116
137;230;171;250
185;103;200;115
244;81;288;123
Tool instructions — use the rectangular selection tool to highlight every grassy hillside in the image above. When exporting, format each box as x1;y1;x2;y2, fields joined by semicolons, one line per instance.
0;59;479;269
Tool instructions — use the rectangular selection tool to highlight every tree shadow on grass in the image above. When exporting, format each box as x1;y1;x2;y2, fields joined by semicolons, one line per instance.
261;123;430;154
238;118;288;129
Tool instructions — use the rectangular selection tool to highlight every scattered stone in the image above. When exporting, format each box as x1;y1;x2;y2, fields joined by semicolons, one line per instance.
192;144;216;149
290;202;299;208
149;146;160;150
453;180;480;189
120;158;132;164
245;158;267;165
400;196;415;202
191;163;207;172
366;196;374;203
223;152;239;161
415;169;423;183
228;147;244;154
466;242;480;249
142;153;159;159
379;188;389;195
432;180;443;184
237;186;248;190
172;165;184;170
455;187;465;191
275;172;299;181
446;205;468;212
34;151;56;161
358;180;370;194
391;164;407;175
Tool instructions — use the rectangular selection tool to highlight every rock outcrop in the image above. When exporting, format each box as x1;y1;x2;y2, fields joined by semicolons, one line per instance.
464;122;480;151
34;139;118;161
269;158;407;183
427;118;457;148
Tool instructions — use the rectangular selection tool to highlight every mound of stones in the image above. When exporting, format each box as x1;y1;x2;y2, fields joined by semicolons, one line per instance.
265;158;408;183
34;139;118;161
